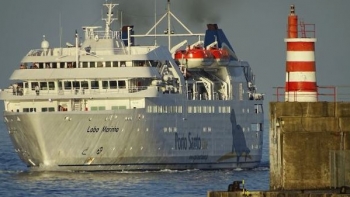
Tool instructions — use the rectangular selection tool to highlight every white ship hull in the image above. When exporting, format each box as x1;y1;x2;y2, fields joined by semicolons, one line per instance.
4;99;263;171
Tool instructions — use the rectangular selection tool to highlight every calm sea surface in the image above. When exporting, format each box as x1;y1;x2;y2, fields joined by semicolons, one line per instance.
0;121;269;197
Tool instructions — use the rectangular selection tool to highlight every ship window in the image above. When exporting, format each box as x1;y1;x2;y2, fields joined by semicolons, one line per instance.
42;107;55;112
91;107;98;111
178;106;182;113
90;106;106;111
254;104;263;113
150;60;158;67
120;61;126;67
81;81;88;89
203;106;207;113
31;82;39;90
167;106;172;113
134;60;145;67
172;106;177;113
58;81;63;90
102;81;108;89
188;106;192;113
64;81;72;90
97;62;103;67
112;61;118;67
250;123;263;131
82;62;88;68
90;62;96;68
60;62;65;68
110;81;117;89
23;108;36;112
91;81;99;89
239;83;243;100
106;61;111;67
118;81;126;89
48;82;55;90
73;81;80;89
52;62;57;68
112;106;126;110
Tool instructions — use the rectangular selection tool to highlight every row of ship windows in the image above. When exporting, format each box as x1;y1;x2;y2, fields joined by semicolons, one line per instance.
20;105;263;113
146;105;263;114
22;80;128;90
162;123;263;133
20;60;161;69
20;106;127;113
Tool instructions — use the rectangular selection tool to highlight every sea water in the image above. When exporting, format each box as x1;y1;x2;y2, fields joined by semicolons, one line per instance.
0;121;269;197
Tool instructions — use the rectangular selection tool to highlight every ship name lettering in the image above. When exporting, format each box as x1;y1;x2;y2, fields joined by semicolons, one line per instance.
188;132;201;150
175;133;187;150
102;126;119;132
87;126;99;133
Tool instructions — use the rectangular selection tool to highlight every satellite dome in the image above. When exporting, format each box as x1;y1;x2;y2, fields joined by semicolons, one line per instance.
41;35;49;49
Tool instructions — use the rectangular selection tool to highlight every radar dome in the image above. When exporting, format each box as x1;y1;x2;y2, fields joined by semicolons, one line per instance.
41;35;49;49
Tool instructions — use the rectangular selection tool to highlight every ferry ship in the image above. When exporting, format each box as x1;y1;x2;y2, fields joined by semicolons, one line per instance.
0;1;264;171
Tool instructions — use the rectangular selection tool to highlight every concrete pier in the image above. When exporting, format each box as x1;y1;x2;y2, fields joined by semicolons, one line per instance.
269;102;350;190
207;102;350;197
208;190;349;197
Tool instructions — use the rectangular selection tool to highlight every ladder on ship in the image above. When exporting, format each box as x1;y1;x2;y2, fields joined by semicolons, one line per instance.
72;99;82;111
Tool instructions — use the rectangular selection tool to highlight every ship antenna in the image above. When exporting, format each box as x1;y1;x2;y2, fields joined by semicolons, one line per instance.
75;30;79;67
167;0;171;49
154;0;157;46
59;12;63;55
102;2;118;38
144;0;201;51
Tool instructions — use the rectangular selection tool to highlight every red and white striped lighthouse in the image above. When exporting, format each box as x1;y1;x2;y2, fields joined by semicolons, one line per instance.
285;5;317;102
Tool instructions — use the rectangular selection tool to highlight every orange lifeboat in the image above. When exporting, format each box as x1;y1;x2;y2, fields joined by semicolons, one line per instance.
174;45;214;69
209;47;230;66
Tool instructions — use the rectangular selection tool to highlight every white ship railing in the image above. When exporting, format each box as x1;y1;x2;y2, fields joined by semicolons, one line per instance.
0;86;157;97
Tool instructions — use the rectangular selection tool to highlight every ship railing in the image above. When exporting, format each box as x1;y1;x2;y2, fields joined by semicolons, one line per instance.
1;86;156;96
273;86;350;102
187;92;226;101
86;30;121;40
27;47;126;57
81;48;126;55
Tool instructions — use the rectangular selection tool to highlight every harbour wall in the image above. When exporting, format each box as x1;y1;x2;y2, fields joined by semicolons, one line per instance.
208;190;350;197
207;101;350;196
269;102;350;190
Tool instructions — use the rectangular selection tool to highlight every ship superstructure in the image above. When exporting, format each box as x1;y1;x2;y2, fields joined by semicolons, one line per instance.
0;1;264;171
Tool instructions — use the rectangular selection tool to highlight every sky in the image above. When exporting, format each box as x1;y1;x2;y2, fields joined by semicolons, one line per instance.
0;0;350;113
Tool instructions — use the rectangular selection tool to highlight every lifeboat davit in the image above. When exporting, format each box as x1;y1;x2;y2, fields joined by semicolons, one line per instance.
209;47;230;66
174;45;214;69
